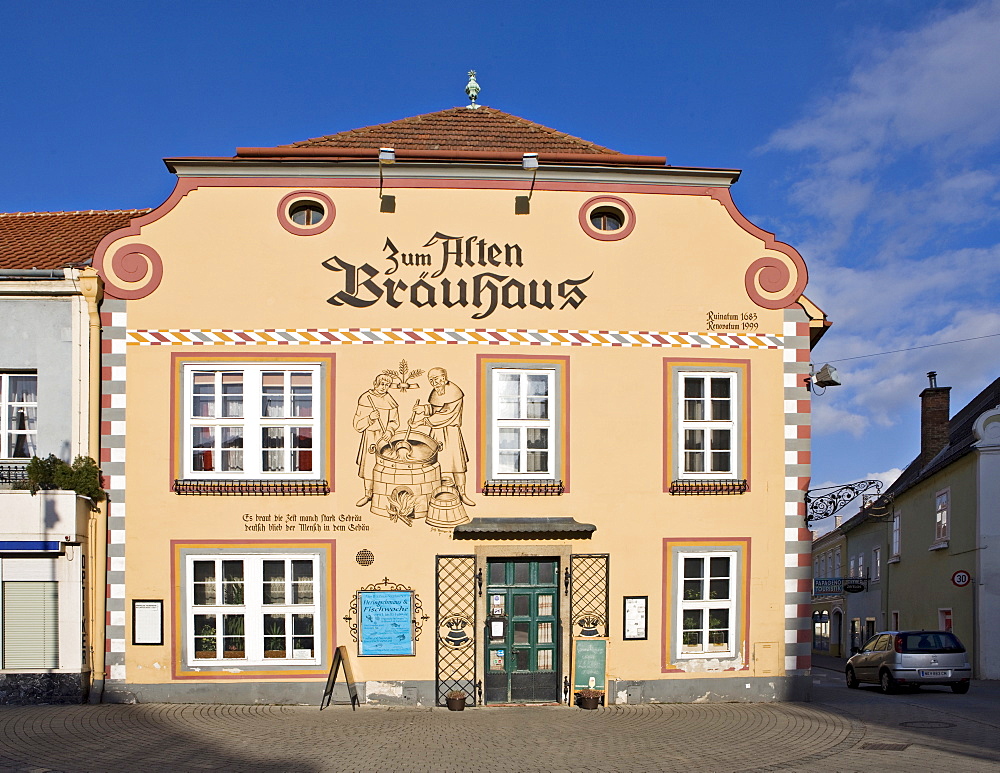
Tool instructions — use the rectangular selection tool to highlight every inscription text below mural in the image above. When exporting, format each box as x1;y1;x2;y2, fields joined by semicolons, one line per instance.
241;513;370;533
323;233;593;320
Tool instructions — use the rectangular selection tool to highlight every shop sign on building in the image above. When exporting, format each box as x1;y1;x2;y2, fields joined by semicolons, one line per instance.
813;578;844;596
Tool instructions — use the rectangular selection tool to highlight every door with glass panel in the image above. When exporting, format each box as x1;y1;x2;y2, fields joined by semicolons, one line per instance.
484;558;559;703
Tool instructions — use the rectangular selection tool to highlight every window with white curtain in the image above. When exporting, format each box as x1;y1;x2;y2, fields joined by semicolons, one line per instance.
935;490;950;542
183;364;320;478
678;372;738;478
186;554;319;666
490;367;557;479
1;373;37;459
677;551;737;657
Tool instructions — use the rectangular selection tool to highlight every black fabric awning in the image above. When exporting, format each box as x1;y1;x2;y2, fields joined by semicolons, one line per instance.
452;517;596;540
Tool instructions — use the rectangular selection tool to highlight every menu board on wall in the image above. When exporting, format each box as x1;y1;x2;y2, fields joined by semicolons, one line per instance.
358;590;415;656
132;599;163;646
623;596;648;640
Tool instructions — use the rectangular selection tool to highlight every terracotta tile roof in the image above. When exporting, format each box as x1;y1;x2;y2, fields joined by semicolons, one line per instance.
283;106;622;155
0;210;148;270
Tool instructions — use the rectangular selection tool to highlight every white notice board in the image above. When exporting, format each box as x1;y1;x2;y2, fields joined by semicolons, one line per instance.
133;600;163;646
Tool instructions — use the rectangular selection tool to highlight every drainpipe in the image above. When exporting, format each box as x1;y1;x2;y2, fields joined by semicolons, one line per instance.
78;268;107;703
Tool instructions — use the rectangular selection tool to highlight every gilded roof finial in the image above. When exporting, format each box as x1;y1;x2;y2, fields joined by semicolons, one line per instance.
465;70;481;109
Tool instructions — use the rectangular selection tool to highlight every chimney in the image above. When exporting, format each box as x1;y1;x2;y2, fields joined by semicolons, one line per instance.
920;371;951;468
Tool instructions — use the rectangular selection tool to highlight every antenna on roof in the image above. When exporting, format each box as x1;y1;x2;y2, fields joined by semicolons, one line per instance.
465;70;481;109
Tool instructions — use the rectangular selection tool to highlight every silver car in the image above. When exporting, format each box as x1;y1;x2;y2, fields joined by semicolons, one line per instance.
846;630;972;694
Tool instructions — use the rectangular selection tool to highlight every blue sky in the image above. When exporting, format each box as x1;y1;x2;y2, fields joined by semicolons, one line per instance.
3;0;998;509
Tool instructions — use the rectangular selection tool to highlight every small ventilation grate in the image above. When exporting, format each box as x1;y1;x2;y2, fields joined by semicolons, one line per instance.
356;549;375;566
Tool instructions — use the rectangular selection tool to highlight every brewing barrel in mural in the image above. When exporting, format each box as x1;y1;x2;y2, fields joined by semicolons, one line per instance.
370;431;441;521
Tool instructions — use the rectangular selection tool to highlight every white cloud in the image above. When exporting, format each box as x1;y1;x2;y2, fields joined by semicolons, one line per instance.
764;0;1000;253
866;467;904;492
767;1;1000;160
766;2;1000;475
812;400;870;438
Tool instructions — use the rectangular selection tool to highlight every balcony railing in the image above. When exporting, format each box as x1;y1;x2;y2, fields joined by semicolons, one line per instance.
0;461;28;488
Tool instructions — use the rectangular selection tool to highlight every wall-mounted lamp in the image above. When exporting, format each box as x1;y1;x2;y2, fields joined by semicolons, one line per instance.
805;363;841;394
515;153;539;215
378;148;396;213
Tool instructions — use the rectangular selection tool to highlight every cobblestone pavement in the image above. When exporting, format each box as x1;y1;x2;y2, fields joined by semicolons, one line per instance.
0;670;998;772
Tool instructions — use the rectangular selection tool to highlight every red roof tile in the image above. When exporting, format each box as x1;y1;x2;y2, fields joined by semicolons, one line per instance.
0;210;148;270
283;106;622;155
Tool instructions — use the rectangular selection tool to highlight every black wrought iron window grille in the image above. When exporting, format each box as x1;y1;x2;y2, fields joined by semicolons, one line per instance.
174;479;330;496
481;479;564;496
669;479;748;495
0;462;28;487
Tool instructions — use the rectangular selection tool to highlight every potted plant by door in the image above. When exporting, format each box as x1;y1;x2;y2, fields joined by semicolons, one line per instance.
445;691;468;711
576;689;603;710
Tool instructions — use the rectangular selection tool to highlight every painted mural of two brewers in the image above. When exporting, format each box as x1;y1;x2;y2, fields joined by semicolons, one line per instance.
354;365;473;528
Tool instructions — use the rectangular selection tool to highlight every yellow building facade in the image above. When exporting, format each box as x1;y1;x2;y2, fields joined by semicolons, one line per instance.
91;105;825;705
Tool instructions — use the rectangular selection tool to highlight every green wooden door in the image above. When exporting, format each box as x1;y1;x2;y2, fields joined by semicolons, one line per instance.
484;558;559;703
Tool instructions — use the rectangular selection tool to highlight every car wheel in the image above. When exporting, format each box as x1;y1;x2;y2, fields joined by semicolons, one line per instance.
879;670;898;695
845;668;859;689
951;682;970;694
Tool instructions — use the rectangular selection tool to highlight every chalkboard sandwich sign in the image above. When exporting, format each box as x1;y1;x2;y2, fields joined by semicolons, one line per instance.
572;637;608;709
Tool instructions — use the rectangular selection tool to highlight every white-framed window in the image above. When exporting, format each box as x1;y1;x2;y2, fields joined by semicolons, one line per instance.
678;372;737;478
1;372;37;459
834;549;842;577
678;551;737;657
849;557;856;578
490;367;557;479
935;489;950;542
891;511;901;557
872;547;881;581
183;364;320;478
186;554;319;666
857;552;865;579
938;608;953;632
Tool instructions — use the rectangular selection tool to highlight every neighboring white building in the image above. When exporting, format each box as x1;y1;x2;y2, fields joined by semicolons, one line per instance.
0;211;138;702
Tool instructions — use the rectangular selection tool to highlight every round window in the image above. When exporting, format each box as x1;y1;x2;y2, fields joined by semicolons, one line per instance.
290;202;325;226
277;191;336;235
589;207;624;232
579;196;636;241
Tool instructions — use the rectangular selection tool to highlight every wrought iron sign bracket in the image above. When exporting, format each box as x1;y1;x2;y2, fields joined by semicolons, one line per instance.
805;480;884;525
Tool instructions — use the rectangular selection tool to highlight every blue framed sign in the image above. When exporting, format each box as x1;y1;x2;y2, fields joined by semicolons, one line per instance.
358;590;415;656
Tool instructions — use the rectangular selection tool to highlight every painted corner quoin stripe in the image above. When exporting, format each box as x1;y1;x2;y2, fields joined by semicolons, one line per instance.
126;327;784;349
782;308;813;675
101;298;129;684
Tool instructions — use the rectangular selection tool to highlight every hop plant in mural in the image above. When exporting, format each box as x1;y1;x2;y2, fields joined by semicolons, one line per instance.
382;360;424;391
387;487;416;526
